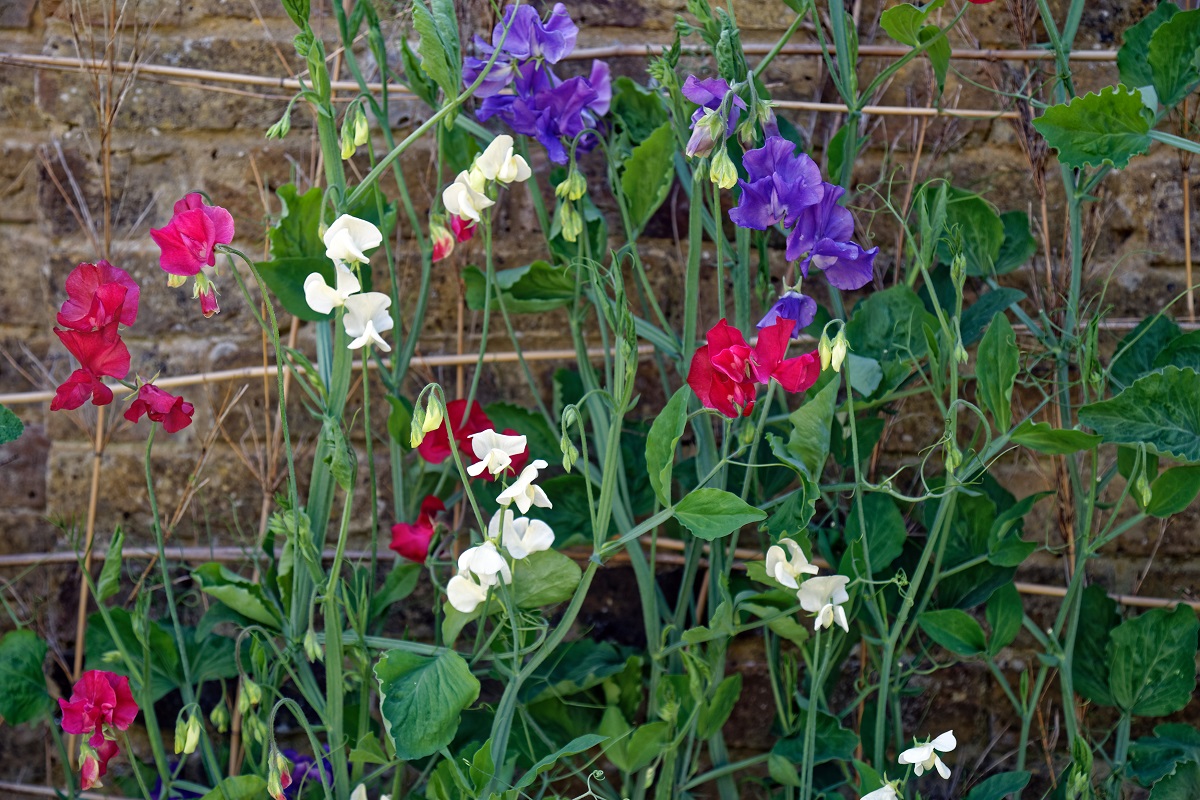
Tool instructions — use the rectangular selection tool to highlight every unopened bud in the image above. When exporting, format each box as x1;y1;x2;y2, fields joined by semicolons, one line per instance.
209;702;230;734
831;330;849;373
945;445;962;474
709;147;738;190
555;167;587;201
422;396;444;434
243;678;262;709
819;333;833;372
950;253;967;291
266;111;291;141
1136;470;1153;508
353;106;369;147
304;627;324;663
340;113;357;160
559;202;582;243
560;435;579;472
685;110;724;159
181;713;202;754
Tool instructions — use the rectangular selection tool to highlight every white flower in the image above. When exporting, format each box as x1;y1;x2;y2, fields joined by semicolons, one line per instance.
764;538;819;589
349;786;367;800
303;262;361;315
323;214;382;264
446;541;513;614
898;730;956;779
466;429;528;477
797;574;851;632
474;134;531;185
860;782;900;800
489;511;555;560
343;292;394;351
497;459;553;514
443;170;494;222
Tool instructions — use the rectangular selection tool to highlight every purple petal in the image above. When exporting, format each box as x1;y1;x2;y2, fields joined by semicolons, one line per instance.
757;291;817;338
729;178;788;230
682;75;732;108
587;60;612;116
538;3;579;63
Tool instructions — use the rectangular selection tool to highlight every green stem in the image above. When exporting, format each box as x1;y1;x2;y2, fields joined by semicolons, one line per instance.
464;213;495;416
322;488;356;800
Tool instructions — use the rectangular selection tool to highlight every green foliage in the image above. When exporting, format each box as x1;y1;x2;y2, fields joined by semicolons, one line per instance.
1112;314;1182;390
995;211;1038;275
938;187;1005;277
97;526;124;603
1130;724;1200;784
1032;86;1153;170
611;77;669;143
0;631;51;725
985;583;1022;654
977;313;1018;430
0;403;23;445
375;649;480;761
1010;420;1102;455
463;261;576;313
511;734;607;791
1079;367;1200;461
621;123;676;233
198;777;268;800
1109;604;1198;717
880;2;949;95
785;377;838;480
646;386;689;507
918;609;987;656
1150;761;1200;800
841;492;907;577
1147;10;1200;108
964;771;1031;800
1073;585;1120;707
846;285;938;363
1120;3;1181;90
772;711;859;765
193;563;282;628
512;549;582;608
412;0;461;104
673;488;766;540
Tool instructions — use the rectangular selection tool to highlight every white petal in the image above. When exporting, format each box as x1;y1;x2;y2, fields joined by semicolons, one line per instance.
475;135;514;181
333;262;361;297
934;756;951;780
303;273;341;315
529;484;553;510
470;429;527;459
834;605;849;633
912;763;926;777
447;574;488;613
324;214;382;264
510;155;531;183
931;730;956;753
860;786;898;800
764;545;784;577
520;519;554;554
350;785;368;800
467;459;491;477
898;743;934;765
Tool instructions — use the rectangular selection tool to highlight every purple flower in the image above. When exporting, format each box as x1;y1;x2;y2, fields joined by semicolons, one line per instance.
682;75;746;130
758;291;817;339
462;4;578;97
785;184;877;290
728;136;824;230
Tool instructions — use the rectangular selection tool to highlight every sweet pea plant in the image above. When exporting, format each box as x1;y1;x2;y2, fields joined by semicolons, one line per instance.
7;0;1200;799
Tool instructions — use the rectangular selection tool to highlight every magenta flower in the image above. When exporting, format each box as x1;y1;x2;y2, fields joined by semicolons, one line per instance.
150;193;235;277
785;184;877;290
57;260;140;330
124;383;195;433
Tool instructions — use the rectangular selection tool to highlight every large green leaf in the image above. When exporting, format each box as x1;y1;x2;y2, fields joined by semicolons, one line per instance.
1032;85;1153;170
412;0;460;102
267;183;325;262
621;123;676;233
1109;604;1199;717
463;261;576;314
484;402;560;464
1153;329;1200;374
1074;584;1120;707
697;673;742;739
257;256;335;322
0;630;51;724
198;776;268;800
918;609;987;656
519;640;632;704
375;649;480;761
964;771;1031;800
773;711;859;765
1149;760;1200;800
960;288;1025;347
994;211;1038;275
938;187;1004;277
846;285;938;363
1149;9;1200;109
1147;466;1200;518
646;387;689;507
1080;367;1200;462
1120;2;1181;90
1112;314;1182;390
512;549;581;608
1010;419;1102;455
193;563;282;628
977;312;1019;430
785;377;838;480
611;76;668;144
0;403;23;445
841;492;907;577
673;488;766;541
1131;724;1200;785
985;583;1023;654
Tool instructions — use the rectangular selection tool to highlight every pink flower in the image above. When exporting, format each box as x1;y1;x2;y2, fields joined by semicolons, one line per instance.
51;322;131;410
195;272;220;318
417;400;493;464
79;738;120;791
687;318;821;418
57;260;140;330
150;193;235;277
124;384;195;433
390;495;446;563
449;213;476;243
52;369;115;411
431;218;455;263
59;670;139;746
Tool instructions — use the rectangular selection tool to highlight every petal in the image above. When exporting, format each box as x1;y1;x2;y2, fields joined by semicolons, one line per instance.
772;350;822;394
303;273;341;315
333;262;362;298
934;756;951;780
930;730;957;752
447;574;487;613
751;317;794;380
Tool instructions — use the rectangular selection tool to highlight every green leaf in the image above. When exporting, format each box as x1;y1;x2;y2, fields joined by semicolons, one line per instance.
646;387;689;507
375;649;480;761
773;711;858;765
939;187;1004;277
0;630;50;724
519;640;632;704
918;609;987;656
512;549;581;608
621;123;676;233
1131;724;1200;784
267;183;325;262
198;776;268;800
385;395;413;449
1146;465;1200;517
985;583;1023;654
1109;604;1199;717
463;260;576;314
785;377;838;480
399;38;437;107
321;418;356;491
842;492;907;576
512;734;607;791
1074;584;1120;707
97;526;124;602
1032;85;1153;170
1010;419;1102;455
412;0;458;102
369;563;421;621
1112;314;1182;390
256;256;335;322
193;563;281;628
964;771;1031;800
611;76;668;144
1149;759;1200;800
918;25;950;96
994;210;1038;275
977;312;1019;430
349;731;390;765
768;753;801;787
846;285;938;363
960;288;1025;347
697;674;742;739
764;477;818;540
1120;2;1181;91
673;488;766;541
0;403;23;445
1149;9;1200;108
1080;367;1200;461
1154;329;1200;374
845;353;882;396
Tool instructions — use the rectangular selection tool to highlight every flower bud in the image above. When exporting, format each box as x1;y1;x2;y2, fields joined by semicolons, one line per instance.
267;748;293;800
353;106;369;148
830;330;849;373
243;677;262;708
685;110;723;159
1136;470;1153;508
422;396;444;434
409;408;426;448
167;273;188;289
266;111;291;140
209;701;230;734
340;114;357;160
709;147;738;190
430;218;454;263
560;435;579;472
950;253;967;292
194;272;219;318
945;445;962;475
559;202;583;243
181;713;202;755
449;214;476;243
955;341;969;364
304;626;324;663
818;332;833;372
555;168;587;202
174;714;189;754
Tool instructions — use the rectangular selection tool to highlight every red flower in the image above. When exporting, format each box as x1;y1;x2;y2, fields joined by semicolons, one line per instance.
687;318;821;418
59;670;139;746
52;321;131;412
390;495;446;563
79;738;120;791
57;260;140;330
417;399;493;464
150;193;235;277
52;369;115;411
197;277;220;318
431;219;455;263
449;214;476;243
124;384;195;433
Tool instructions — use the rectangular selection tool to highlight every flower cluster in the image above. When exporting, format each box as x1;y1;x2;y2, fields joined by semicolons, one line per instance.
150;193;235;318
682;75;747;161
764;539;851;633
446;429;556;614
688;317;821;418
463;4;610;163
443;134;531;223
303;215;393;352
414;400;528;478
58;670;140;790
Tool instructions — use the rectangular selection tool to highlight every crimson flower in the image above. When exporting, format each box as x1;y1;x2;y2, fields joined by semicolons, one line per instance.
57;261;140;330
59;670;139;747
79;738;120;791
431;218;455;263
150;193;235;277
449;214;476;243
687;318;821;418
390;495;446;563
52;369;116;411
124;384;195;433
417;400;493;464
51;322;131;411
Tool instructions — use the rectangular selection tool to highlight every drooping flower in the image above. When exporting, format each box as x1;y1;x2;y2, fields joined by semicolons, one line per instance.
758;290;817;339
728;136;824;231
497;459;553;514
443;170;495;223
898;731;956;779
323;214;382;265
343;292;394;351
473;134;532;185
59;670;139;745
280;748;332;798
490;510;555;560
467;428;528;477
764;538;819;589
51;321;131;410
79;738;121;791
417;399;493;464
194;271;220;318
447;541;513;613
786;183;877;290
681;75;747;159
268;748;293;800
797;574;851;632
150;193;236;277
450;214;477;243
57;260;140;330
430;218;455;263
389;495;445;563
304;262;361;315
860;781;902;800
124;383;195;433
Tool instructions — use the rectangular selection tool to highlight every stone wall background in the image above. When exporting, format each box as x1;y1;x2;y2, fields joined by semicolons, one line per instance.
0;0;1196;790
